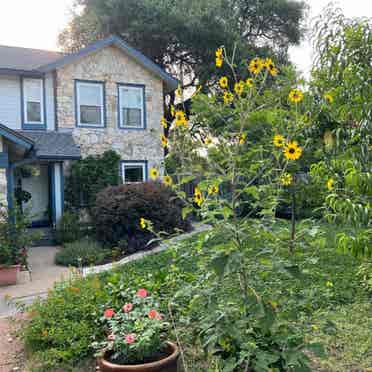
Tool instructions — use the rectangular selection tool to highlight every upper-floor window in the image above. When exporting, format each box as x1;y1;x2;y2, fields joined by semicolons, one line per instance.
22;78;44;126
118;84;145;129
121;161;147;183
75;80;105;127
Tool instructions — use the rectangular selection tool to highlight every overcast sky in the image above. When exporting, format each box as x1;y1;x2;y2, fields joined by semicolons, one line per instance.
0;0;370;77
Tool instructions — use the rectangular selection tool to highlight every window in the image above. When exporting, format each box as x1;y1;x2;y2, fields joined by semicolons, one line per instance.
22;78;44;125
121;162;147;183
76;81;105;127
118;85;145;129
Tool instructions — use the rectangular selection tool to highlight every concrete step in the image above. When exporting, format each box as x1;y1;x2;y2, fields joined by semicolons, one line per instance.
28;228;56;246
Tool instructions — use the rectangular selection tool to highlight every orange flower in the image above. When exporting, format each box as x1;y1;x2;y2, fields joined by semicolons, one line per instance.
104;309;115;318
148;309;159;319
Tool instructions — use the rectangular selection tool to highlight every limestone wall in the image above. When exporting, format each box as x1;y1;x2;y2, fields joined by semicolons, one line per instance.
56;46;164;172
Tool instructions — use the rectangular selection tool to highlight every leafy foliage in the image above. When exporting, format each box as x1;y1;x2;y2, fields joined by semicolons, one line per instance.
65;150;121;211
55;211;83;245
93;181;191;249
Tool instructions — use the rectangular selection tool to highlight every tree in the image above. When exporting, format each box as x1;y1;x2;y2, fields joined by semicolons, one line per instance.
59;0;306;101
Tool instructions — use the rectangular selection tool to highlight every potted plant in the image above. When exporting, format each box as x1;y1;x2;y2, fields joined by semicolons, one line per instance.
92;288;179;372
0;206;35;286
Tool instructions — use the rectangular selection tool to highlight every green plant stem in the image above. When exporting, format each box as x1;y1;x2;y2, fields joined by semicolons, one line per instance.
290;189;296;254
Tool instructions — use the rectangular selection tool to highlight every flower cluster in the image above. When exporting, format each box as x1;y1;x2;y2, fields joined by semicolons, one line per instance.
273;135;303;161
215;47;223;68
92;289;168;364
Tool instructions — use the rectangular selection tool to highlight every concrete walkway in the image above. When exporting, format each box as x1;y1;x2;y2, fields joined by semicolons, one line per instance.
0;246;71;318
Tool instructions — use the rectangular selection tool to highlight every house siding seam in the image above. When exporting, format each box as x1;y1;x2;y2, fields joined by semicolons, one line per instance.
55;45;164;173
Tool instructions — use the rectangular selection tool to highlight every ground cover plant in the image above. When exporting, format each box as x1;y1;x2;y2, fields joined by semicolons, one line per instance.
22;224;371;371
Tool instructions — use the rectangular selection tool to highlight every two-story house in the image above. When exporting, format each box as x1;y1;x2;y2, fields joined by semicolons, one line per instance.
0;35;177;227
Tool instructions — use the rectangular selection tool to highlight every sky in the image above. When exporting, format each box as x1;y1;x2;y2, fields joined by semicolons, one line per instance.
0;0;370;77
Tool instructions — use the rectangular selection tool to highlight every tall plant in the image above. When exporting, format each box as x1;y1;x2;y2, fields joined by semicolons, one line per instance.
147;48;323;370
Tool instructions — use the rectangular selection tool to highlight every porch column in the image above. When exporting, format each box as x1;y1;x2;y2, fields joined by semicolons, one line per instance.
50;162;64;226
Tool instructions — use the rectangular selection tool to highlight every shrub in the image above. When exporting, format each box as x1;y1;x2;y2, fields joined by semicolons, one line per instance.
93;181;191;249
55;238;111;267
55;211;82;245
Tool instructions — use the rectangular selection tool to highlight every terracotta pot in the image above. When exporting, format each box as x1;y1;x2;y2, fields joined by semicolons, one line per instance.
0;265;20;286
97;341;180;372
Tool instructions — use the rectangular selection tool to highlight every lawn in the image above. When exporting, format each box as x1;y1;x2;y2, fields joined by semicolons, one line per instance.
23;222;371;371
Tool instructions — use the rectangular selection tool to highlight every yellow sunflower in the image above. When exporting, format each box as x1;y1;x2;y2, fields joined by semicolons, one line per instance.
215;47;223;58
175;111;187;127
246;78;254;88
326;178;334;191
324;93;334;104
216;56;223;68
205;137;212;145
161;134;168;148
208;185;219;195
280;173;293;186
163;175;173;187
273;134;285;148
150;168;159;180
160;117;168;129
223;91;234;105
234;81;245;95
239;133;247;145
219;76;229;89
288;89;304;103
176;85;182;98
283;141;302;160
264;58;278;76
140;217;147;229
194;187;203;207
249;57;264;75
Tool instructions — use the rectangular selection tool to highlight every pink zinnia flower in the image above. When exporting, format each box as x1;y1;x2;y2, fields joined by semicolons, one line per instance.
148;309;159;319
104;309;115;318
107;333;116;341
125;334;136;344
122;303;133;313
137;288;148;298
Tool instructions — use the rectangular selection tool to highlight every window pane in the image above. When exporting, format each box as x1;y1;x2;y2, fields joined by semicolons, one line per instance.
121;88;142;108
25;79;42;101
80;105;101;124
123;108;141;127
124;165;144;183
27;101;41;122
79;84;102;106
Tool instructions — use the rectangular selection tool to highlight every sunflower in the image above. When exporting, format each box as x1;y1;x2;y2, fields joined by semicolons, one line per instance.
160;117;168;129
239;133;247;145
280;173;293;186
234;81;245;95
223;91;234;105
283;141;302;160
208;185;219;195
246;78;254;88
249;57;264;75
163;175;173;187
288;89;304;103
326;178;334;191
324;93;334;104
140;218;147;229
216;56;223;68
205;137;212;145
273;134;285;148
175;111;187;126
150;168;159;180
215;47;223;58
219;76;228;89
161;134;168;148
194;187;203;207
265;58;278;76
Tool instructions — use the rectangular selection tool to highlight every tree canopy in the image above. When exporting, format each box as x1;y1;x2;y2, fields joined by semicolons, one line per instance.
59;0;306;91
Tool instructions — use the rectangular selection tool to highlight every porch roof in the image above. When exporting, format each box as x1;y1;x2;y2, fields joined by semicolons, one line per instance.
17;131;81;160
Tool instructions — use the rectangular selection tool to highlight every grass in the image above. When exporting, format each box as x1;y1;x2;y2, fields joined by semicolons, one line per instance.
23;221;372;371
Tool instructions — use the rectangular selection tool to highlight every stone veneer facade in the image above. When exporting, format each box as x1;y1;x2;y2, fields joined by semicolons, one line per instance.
56;45;164;172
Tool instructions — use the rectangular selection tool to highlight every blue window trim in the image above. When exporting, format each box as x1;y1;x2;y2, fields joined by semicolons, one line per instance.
74;79;107;128
20;76;47;130
117;83;146;130
120;160;148;183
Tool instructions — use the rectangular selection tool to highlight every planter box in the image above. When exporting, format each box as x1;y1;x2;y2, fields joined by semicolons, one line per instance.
0;265;21;286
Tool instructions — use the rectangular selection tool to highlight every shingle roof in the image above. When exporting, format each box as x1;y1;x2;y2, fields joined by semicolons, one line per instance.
0;45;63;71
17;131;81;160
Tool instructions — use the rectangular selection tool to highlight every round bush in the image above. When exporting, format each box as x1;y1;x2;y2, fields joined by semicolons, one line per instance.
93;181;191;250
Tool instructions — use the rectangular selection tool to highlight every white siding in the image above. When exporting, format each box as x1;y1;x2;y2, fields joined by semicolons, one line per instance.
0;76;22;129
45;73;55;130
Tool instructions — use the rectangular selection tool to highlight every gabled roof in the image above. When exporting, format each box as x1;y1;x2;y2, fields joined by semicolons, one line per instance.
38;35;178;92
0;45;63;71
